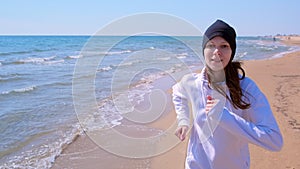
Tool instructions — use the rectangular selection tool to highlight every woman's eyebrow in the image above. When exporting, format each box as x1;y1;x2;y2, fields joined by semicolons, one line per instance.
220;41;229;44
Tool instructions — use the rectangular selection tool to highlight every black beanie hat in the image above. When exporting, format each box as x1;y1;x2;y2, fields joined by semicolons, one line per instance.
202;19;237;61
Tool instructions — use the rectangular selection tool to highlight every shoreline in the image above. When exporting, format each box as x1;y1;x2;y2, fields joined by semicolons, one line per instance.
52;67;186;169
52;37;300;169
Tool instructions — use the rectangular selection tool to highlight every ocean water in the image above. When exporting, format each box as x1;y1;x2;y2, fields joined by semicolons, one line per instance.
0;35;298;168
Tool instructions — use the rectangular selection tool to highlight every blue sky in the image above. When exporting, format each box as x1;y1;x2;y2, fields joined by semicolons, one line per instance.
1;0;299;36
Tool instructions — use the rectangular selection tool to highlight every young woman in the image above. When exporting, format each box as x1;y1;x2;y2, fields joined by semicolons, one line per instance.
172;20;283;169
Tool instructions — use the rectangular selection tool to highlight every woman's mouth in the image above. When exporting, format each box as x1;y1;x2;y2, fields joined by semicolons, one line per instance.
211;59;223;63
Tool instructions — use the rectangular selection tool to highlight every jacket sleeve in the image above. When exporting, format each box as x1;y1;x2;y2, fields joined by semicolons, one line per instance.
213;78;283;151
172;81;190;127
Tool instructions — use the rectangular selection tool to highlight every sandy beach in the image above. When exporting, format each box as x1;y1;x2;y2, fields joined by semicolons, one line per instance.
52;37;300;169
244;49;300;168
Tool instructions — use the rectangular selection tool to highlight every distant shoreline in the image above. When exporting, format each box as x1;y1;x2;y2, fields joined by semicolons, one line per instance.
275;35;300;46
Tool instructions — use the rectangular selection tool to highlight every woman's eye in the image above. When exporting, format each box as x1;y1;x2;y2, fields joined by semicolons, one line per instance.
221;45;229;48
206;44;215;48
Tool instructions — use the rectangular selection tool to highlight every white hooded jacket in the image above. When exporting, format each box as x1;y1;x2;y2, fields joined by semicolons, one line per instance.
172;68;283;169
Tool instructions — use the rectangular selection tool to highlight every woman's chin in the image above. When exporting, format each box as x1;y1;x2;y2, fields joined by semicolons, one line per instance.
207;64;224;72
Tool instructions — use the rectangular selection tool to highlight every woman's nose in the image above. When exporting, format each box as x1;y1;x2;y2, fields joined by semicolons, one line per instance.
213;47;221;55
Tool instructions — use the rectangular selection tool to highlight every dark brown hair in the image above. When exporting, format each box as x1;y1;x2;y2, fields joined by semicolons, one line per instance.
207;61;251;110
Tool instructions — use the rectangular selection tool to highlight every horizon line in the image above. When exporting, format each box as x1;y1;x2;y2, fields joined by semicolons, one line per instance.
0;34;286;37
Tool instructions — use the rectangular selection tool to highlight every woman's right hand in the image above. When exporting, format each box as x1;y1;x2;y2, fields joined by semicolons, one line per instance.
175;125;189;141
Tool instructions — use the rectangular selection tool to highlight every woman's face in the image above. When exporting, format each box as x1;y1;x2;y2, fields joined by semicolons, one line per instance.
204;36;232;72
